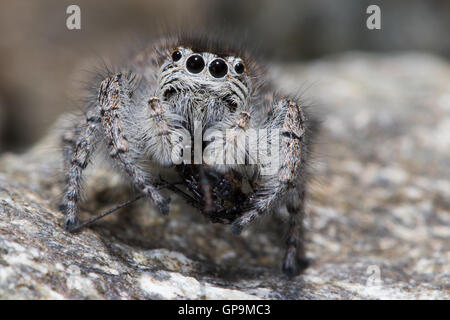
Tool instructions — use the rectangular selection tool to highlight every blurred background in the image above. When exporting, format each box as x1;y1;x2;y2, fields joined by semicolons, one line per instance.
0;0;449;152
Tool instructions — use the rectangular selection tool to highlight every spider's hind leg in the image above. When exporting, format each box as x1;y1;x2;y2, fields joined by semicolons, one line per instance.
61;122;80;186
282;188;309;277
60;109;101;230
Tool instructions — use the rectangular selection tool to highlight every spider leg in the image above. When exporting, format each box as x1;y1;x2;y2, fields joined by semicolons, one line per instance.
98;73;170;216
283;189;309;277
230;98;309;276
61;109;101;230
61;121;80;184
232;98;307;234
62;120;78;162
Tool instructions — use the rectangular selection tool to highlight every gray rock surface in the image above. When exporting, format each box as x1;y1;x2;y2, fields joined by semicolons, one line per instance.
0;52;449;299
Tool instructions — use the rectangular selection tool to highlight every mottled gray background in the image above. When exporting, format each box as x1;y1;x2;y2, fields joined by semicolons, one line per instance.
0;0;449;151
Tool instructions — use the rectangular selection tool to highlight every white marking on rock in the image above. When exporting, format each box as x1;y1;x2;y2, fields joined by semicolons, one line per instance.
139;271;261;300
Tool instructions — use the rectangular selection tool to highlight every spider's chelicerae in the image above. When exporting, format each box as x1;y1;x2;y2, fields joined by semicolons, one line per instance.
61;35;317;277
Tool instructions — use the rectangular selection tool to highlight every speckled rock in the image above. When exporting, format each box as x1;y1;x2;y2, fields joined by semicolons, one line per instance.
0;52;449;299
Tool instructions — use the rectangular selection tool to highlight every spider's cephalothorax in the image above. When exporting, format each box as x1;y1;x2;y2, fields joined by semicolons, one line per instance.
61;35;316;277
158;47;251;128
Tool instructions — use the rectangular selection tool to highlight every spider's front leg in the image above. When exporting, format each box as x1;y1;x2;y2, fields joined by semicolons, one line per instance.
231;98;309;276
98;73;170;216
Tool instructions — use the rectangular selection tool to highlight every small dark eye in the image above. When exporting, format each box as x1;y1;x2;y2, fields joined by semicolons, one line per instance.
234;62;245;74
172;50;182;62
209;58;228;78
186;54;205;73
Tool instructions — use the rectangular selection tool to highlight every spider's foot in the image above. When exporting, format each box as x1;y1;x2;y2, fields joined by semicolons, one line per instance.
145;186;170;216
64;215;79;232
231;210;258;235
155;196;170;216
60;200;79;232
231;220;244;235
282;254;309;279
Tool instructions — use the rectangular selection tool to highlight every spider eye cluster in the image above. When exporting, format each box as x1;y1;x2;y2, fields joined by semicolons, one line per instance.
171;50;245;78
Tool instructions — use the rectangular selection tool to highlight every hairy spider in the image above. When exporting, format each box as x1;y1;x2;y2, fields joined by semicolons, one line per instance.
61;34;317;277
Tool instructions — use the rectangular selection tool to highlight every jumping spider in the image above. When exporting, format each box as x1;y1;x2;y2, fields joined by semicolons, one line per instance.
61;35;316;277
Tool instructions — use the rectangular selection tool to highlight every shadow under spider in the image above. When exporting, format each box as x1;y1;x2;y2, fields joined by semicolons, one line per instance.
74;194;287;281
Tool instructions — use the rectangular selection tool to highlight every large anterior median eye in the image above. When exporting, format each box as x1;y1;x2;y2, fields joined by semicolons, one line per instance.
209;58;228;78
186;54;205;73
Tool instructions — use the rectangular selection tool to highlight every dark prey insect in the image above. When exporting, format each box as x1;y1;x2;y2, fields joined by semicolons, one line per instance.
60;34;316;277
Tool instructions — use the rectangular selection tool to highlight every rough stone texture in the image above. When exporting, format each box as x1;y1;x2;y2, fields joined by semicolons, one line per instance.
0;52;449;299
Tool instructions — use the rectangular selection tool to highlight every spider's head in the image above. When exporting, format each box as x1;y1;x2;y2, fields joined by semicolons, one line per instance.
157;46;251;115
